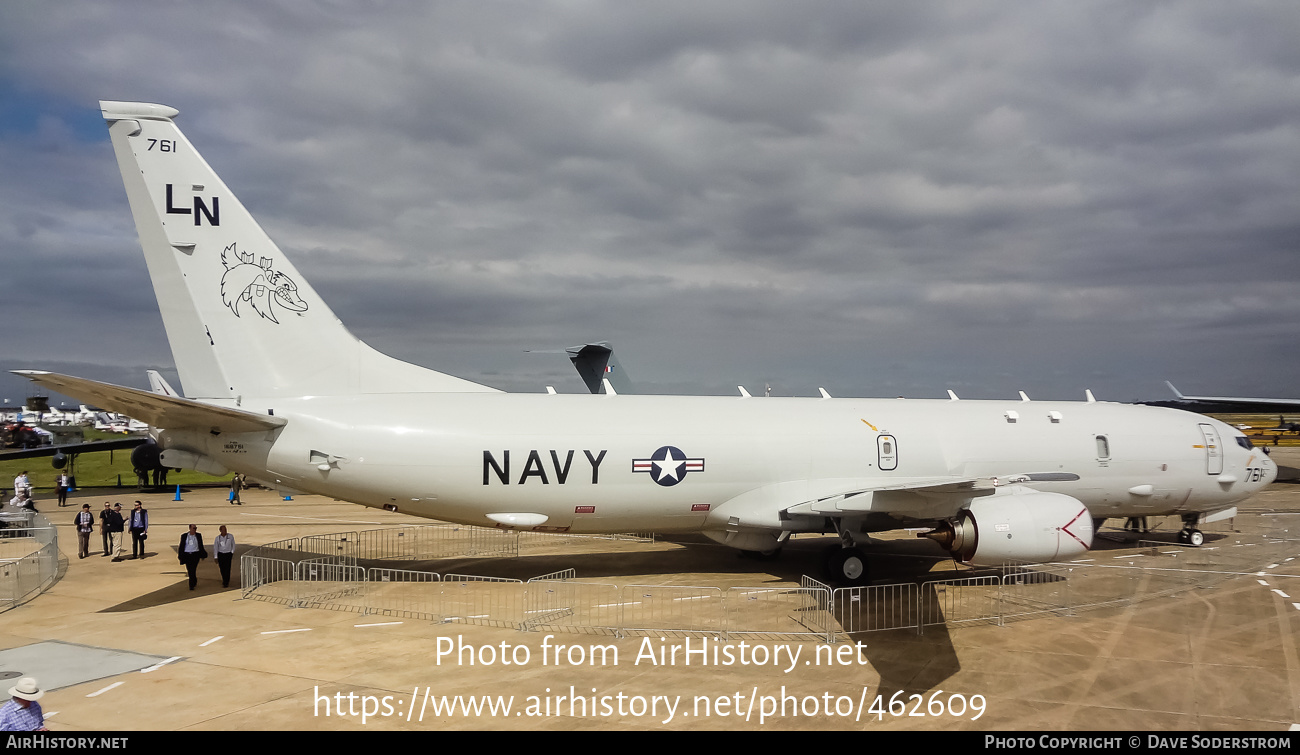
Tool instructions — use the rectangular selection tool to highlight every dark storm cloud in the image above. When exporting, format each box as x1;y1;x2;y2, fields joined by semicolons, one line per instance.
0;0;1298;402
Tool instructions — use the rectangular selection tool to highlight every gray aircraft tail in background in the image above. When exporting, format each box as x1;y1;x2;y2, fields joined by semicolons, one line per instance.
567;342;634;395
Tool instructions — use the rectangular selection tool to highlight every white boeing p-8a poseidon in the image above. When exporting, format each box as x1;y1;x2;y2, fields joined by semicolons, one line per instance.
15;101;1277;585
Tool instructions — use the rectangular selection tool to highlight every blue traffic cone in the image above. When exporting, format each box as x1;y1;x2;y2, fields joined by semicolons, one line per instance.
174;485;182;501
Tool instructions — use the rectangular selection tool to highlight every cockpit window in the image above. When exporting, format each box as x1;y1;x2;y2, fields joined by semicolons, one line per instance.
1235;436;1253;450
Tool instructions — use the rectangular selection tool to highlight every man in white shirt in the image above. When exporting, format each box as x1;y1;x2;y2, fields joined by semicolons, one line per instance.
214;525;236;588
55;473;69;507
177;524;207;590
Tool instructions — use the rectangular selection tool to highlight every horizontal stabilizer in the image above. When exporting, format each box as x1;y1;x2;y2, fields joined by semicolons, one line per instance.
12;371;286;434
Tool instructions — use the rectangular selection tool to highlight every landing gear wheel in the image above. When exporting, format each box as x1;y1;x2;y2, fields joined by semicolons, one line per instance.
826;547;870;586
1187;529;1204;547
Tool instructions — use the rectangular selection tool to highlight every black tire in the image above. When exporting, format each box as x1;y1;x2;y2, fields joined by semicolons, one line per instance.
826;547;870;586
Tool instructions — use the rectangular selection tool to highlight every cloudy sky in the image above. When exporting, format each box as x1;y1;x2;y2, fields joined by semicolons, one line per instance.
2;1;1298;406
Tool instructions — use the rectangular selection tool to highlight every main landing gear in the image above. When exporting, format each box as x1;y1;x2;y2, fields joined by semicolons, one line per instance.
1177;514;1204;547
822;535;870;586
818;521;871;586
825;547;869;585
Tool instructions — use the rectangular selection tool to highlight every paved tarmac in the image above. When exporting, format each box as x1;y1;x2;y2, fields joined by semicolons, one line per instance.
5;460;1300;731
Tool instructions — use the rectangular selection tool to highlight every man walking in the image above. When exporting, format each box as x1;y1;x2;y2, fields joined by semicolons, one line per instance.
128;500;149;559
177;524;207;590
55;473;69;507
106;503;126;562
214;525;235;588
98;502;112;556
74;504;94;559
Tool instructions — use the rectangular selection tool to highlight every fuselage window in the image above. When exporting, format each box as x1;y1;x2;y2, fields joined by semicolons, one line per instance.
1095;435;1110;459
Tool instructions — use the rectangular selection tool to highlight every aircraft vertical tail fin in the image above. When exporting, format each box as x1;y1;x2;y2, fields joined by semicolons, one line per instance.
566;342;635;395
146;370;179;397
99;101;497;399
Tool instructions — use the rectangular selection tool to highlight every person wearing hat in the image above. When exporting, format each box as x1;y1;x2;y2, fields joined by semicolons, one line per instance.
0;676;47;731
74;504;95;559
128;501;149;559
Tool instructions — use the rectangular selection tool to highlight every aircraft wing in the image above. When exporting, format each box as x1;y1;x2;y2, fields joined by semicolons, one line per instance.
783;477;997;515
1164;381;1300;411
0;437;148;461
12;371;286;434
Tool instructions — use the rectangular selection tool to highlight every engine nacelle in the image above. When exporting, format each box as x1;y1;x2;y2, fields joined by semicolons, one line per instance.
159;448;229;477
922;488;1093;565
130;440;162;471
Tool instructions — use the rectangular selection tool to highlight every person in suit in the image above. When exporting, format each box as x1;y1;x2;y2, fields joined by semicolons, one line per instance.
98;502;112;556
128;500;149;559
177;524;208;590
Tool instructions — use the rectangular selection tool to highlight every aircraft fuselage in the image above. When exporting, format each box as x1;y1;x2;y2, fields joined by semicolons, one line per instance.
160;394;1273;534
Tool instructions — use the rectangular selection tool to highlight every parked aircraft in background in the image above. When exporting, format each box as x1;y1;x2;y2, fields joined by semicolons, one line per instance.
93;414;147;433
10;101;1278;583
566;342;633;395
1164;382;1300;413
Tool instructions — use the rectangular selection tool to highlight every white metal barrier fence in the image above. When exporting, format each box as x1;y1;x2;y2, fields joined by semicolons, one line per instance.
920;576;1002;629
619;585;725;638
297;556;366;612
237;555;1275;640
724;586;835;642
522;579;623;636
0;507;58;613
301;525;520;561
239;524;1299;640
240;555;297;605
831;581;918;634
365;568;441;620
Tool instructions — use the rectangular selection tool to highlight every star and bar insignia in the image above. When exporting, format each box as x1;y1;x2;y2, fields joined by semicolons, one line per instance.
632;445;705;487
